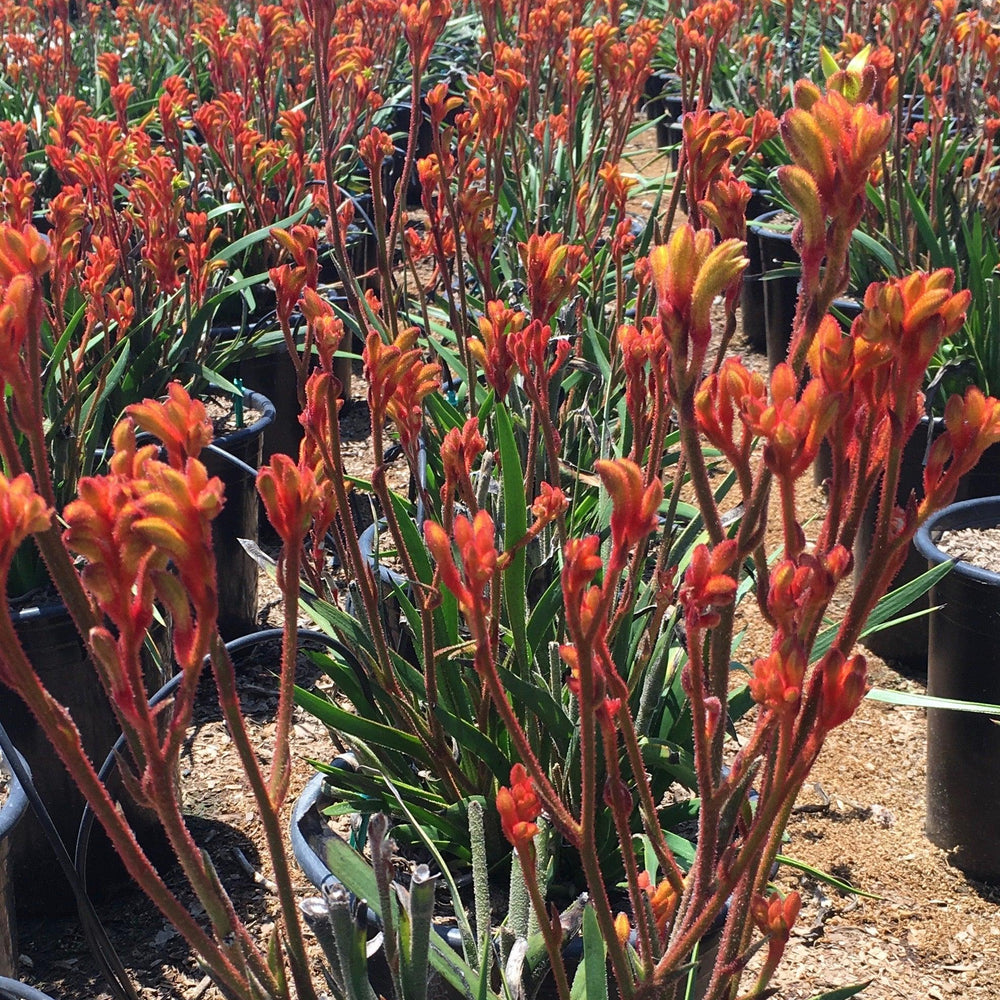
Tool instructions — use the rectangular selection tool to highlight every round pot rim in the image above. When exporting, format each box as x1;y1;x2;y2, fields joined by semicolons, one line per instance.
747;208;794;238
212;387;275;451
914;495;1000;585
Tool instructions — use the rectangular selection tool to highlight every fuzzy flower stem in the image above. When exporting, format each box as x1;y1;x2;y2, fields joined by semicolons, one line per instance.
210;635;319;1000
268;537;302;806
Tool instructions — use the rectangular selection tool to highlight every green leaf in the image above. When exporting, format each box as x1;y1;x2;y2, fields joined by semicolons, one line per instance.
496;403;529;674
212;203;311;263
866;688;1000;716
432;705;510;776
321;834;500;999
774;855;881;899
811;560;952;663
497;665;573;748
526;574;564;657
570;904;607;1000
808;983;872;1000
293;688;432;762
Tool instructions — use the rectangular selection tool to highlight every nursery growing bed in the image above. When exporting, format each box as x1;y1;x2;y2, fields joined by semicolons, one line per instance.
14;337;1000;1000
14;128;1000;1000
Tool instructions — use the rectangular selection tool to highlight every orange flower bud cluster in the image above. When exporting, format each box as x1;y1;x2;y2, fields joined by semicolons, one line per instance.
749;637;807;718
364;328;441;453
679;540;738;630
424;510;498;632
519;232;585;326
0;224;51;397
742;364;838;482
649;225;747;396
469;300;524;399
440;417;486;516
778;87;890;272
594;458;662;563
127;382;213;469
0;473;51;592
751;890;801;971
496;763;540;854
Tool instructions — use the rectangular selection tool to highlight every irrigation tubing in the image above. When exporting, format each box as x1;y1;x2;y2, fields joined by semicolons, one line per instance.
75;628;360;891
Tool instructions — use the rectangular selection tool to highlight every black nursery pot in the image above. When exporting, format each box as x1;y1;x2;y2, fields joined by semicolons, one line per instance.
0;978;56;1000
855;425;1000;669
739;191;778;354
747;211;799;372
0;748;27;976
3;602;164;914
205;388;275;639
915;496;1000;882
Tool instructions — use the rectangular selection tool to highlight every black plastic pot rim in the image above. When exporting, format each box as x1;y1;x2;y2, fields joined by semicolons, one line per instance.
914;496;1000;586
290;773;468;952
747;209;794;239
291;773;728;963
212;388;276;452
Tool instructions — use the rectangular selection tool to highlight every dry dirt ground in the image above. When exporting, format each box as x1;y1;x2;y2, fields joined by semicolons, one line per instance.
12;127;1000;999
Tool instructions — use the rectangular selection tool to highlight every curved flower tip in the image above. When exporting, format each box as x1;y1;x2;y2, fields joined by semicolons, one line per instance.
127;382;213;468
562;534;603;604
257;453;321;549
519;232;585;325
0;224;51;283
441;418;486;498
594;458;662;555
496;763;540;852
649;226;747;367
133;460;224;600
0;472;51;577
0;224;52;390
749;637;806;717
751;889;802;969
425;510;498;622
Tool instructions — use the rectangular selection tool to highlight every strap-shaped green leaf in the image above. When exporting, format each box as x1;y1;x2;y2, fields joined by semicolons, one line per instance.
496;402;529;674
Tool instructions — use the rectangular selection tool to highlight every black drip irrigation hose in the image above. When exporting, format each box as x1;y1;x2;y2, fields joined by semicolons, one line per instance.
0;977;58;1000
75;629;360;892
0;725;140;1000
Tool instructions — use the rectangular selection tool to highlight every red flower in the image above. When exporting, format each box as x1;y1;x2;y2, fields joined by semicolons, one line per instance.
679;541;738;629
127;382;213;469
425;510;498;628
530;482;568;530
594;458;662;559
751;890;802;970
364;328;441;453
440;418;486;512
815;649;867;732
749;637;807;717
0;473;51;585
742;364;838;482
695;358;767;470
519;233;585;325
649;225;746;394
0;224;51;393
497;764;540;853
469;299;524;399
257;454;322;552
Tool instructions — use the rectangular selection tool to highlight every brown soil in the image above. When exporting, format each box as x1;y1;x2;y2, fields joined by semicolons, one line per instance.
13;122;1000;1000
